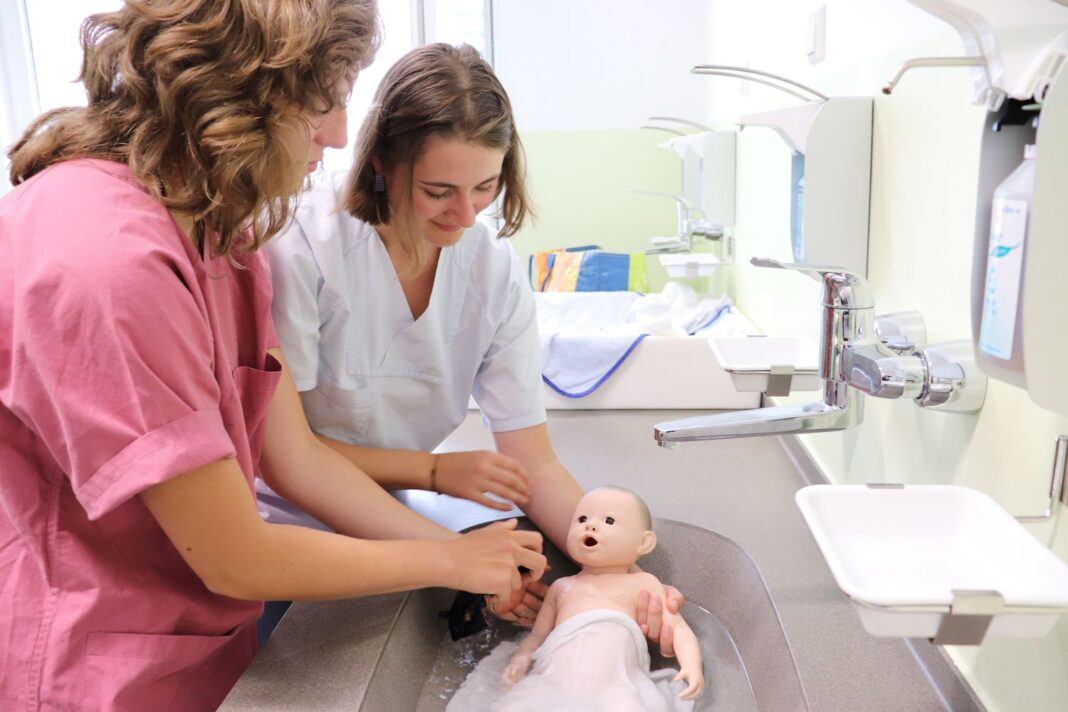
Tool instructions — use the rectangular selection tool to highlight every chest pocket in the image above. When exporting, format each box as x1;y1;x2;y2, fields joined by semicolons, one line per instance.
232;355;282;470
299;379;375;444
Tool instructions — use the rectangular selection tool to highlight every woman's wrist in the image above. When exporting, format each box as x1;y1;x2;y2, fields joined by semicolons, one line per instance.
428;452;439;492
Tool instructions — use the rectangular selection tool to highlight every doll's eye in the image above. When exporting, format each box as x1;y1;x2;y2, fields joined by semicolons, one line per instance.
577;515;586;523
605;517;615;525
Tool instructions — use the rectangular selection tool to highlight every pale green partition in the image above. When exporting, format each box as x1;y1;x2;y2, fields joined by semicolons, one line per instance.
511;129;721;294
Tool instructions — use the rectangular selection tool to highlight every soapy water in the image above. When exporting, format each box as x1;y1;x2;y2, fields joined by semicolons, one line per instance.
422;619;520;703
415;604;758;712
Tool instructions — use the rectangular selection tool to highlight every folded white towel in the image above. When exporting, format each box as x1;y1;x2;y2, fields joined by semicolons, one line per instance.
624;282;732;336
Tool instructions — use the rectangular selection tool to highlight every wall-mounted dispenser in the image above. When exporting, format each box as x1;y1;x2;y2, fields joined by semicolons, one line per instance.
692;66;873;277
635;118;738;287
887;0;1068;416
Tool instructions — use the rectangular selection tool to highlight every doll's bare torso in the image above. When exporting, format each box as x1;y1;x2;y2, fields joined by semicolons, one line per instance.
551;569;664;627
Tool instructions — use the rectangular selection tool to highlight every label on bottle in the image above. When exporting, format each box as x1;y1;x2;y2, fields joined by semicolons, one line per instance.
979;198;1028;359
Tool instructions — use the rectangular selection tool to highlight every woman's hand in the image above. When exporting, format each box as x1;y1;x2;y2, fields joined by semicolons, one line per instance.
434;450;531;511
635;586;685;656
443;519;546;599
486;571;548;626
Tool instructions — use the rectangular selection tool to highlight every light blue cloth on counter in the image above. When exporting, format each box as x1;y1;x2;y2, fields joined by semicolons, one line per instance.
540;332;648;398
534;284;738;398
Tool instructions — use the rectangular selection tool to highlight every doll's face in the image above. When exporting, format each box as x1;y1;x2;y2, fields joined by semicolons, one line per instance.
566;488;655;568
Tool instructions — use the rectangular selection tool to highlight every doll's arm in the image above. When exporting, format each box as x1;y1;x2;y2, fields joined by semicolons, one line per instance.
643;577;704;700
667;612;704;700
503;581;560;684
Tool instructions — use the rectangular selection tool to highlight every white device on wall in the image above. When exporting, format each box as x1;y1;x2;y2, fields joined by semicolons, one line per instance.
690;65;873;278
889;0;1068;417
735;98;873;277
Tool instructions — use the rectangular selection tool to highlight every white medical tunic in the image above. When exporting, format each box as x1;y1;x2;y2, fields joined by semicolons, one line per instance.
264;173;546;495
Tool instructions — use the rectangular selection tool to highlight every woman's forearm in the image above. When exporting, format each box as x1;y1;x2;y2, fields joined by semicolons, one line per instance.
317;435;434;490
263;438;451;541
222;522;456;600
494;425;584;553
141;457;459;600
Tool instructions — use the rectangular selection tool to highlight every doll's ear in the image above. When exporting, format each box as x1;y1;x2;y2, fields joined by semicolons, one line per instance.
637;530;657;556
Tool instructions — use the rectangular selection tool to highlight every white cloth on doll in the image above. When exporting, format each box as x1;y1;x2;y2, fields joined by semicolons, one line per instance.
446;609;694;712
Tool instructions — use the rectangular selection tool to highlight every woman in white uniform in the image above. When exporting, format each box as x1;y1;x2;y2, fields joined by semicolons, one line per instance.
263;43;681;632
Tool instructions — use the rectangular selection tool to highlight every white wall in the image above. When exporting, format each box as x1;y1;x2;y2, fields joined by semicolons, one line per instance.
493;0;713;130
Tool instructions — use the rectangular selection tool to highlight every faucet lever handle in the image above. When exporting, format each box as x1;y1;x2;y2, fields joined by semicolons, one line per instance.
750;257;873;310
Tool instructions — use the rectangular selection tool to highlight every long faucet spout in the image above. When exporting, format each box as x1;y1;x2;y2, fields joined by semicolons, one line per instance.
654;384;863;447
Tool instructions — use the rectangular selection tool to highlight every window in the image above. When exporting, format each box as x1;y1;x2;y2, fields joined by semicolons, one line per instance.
419;0;494;64
1;2;491;187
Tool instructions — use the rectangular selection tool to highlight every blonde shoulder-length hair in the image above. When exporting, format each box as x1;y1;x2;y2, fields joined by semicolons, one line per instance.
342;42;532;274
8;0;380;258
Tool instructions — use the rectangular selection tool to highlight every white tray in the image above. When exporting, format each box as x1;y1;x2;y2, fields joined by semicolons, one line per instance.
796;484;1068;640
658;253;722;278
708;336;820;393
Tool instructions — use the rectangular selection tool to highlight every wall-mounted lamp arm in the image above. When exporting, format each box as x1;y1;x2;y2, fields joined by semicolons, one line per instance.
691;64;829;101
639;125;686;136
881;56;988;95
646;116;715;133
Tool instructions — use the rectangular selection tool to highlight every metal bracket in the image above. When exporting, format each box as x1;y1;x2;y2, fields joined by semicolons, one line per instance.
1015;435;1068;522
932;590;1005;645
765;365;795;397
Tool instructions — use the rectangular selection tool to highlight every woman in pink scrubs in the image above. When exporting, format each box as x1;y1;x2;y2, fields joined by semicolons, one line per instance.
0;2;545;710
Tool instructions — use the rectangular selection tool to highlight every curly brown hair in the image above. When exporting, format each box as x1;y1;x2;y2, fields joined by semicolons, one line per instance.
342;42;532;274
7;0;380;257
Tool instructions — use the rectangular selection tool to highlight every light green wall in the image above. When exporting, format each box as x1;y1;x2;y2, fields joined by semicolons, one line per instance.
511;129;721;293
736;31;1068;712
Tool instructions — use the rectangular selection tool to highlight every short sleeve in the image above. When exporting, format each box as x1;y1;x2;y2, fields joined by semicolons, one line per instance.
7;224;235;519
266;219;324;392
472;246;547;432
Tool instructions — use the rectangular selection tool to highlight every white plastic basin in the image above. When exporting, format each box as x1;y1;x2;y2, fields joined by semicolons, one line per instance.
658;252;721;278
708;336;820;393
796;484;1068;640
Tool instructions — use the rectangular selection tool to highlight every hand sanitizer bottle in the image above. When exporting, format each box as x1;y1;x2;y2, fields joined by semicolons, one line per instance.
977;143;1036;385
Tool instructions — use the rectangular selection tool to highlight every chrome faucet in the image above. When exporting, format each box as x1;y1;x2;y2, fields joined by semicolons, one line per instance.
631;190;724;254
654;258;986;447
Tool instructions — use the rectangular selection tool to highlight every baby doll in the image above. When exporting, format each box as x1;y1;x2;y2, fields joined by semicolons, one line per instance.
498;486;703;711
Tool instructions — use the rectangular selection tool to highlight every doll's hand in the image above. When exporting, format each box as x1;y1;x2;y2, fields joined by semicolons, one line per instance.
502;653;533;685
636;587;685;656
486;571;549;626
675;664;705;700
434;451;530;511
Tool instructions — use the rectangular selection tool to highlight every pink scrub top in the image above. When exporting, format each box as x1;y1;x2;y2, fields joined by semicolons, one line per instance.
0;159;281;710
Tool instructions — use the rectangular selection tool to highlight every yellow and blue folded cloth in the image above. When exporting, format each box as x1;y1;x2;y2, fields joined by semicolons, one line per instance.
529;246;648;293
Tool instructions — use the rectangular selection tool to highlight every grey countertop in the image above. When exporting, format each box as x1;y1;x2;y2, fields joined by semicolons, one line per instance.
223;410;984;711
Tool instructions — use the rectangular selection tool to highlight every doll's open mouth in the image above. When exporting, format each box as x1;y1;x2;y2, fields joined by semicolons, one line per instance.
583;536;598;547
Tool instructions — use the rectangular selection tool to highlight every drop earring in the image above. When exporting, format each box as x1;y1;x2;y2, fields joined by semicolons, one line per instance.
374;173;386;192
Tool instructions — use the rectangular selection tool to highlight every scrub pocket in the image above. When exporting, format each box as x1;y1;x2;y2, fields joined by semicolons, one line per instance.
232;354;282;461
82;622;256;711
298;380;375;442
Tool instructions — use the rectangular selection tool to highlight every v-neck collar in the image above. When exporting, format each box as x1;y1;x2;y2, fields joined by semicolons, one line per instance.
371;229;448;328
